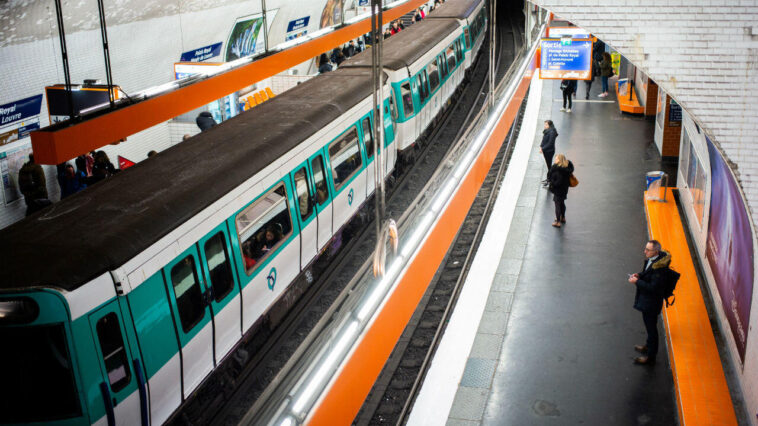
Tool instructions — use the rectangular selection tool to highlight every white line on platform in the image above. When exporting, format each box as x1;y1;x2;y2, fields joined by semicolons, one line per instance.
553;98;615;103
407;75;544;426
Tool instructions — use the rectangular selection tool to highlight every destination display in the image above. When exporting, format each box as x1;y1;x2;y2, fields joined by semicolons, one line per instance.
539;38;593;80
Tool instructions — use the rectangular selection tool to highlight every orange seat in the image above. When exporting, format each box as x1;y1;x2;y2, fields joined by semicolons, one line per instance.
254;92;263;105
266;87;276;99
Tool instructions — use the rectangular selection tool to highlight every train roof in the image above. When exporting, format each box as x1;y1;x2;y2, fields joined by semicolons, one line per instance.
342;18;460;71
427;0;482;20
0;67;381;292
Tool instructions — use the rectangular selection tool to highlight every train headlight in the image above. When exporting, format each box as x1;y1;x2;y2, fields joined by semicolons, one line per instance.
0;297;39;325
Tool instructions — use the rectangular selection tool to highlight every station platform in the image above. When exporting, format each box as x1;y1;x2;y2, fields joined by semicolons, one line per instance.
408;77;739;424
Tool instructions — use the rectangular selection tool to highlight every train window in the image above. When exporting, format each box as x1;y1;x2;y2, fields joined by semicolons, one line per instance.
1;324;81;422
428;61;440;93
329;127;363;191
312;155;329;205
362;117;375;160
171;256;205;332
455;40;463;61
417;72;429;103
400;82;413;118
447;46;456;71
204;233;234;302
389;93;398;122
294;167;314;220
96;313;132;392
464;28;471;49
439;55;448;79
235;183;293;274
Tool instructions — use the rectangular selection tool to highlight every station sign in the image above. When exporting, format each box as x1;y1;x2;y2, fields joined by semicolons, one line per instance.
285;16;310;41
0;94;42;147
180;42;223;62
547;27;590;39
539;38;593;80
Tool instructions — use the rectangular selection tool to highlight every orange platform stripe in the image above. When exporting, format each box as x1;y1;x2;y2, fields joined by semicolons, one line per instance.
29;0;428;165
307;75;533;426
644;189;737;425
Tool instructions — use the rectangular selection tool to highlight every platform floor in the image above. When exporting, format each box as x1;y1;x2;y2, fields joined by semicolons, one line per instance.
413;79;680;425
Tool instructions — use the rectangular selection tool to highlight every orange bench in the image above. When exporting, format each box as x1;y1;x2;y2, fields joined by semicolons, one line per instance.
616;79;644;114
644;188;737;425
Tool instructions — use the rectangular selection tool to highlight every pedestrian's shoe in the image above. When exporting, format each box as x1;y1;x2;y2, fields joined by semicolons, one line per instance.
560;107;566;112
566;108;571;113
560;216;566;223
634;344;648;354
552;221;561;228
634;356;656;365
585;94;589;100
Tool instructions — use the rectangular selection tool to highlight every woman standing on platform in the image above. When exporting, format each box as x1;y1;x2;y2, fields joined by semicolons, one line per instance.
599;52;613;98
560;79;577;112
540;120;558;186
548;154;574;228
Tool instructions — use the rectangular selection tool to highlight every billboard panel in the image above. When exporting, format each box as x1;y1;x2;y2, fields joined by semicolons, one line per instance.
706;138;755;362
539;39;592;80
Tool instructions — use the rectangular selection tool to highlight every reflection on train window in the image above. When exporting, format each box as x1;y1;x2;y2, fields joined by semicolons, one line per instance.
1;324;81;422
171;256;205;332
464;28;471;49
455;40;463;61
428;60;440;92
417;72;430;103
204;233;234;302
235;183;293;275
96;313;132;392
400;82;413;118
362;117;375;160
447;46;456;71
388;95;398;129
439;54;448;79
294;167;314;220
329;127;362;192
312;155;329;205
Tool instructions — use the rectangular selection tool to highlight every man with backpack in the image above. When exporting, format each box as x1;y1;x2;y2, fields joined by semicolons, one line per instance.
628;240;679;365
18;153;49;216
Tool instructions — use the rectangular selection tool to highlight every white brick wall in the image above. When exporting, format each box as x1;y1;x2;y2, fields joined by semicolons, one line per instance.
533;0;758;421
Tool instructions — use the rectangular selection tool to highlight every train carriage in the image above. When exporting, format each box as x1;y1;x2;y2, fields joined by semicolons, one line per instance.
0;67;394;426
428;0;488;70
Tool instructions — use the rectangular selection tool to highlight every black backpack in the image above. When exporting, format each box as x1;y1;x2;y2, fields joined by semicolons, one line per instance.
661;268;681;307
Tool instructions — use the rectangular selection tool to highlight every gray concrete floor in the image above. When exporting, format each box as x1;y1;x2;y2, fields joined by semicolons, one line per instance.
447;80;677;425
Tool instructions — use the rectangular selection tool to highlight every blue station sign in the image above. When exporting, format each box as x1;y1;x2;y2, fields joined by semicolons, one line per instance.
539;38;593;80
180;42;223;62
0;94;43;126
287;16;310;33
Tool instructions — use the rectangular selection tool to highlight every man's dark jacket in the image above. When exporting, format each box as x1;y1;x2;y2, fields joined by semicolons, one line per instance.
633;250;671;315
540;127;558;151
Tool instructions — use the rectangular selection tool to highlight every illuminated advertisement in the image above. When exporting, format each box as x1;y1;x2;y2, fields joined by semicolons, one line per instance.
539;39;592;80
706;138;754;362
225;11;278;62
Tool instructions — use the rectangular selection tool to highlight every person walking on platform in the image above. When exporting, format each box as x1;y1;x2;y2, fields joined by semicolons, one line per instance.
539;120;558;186
547;154;573;227
628;240;671;365
599;52;613;98
560;79;577;112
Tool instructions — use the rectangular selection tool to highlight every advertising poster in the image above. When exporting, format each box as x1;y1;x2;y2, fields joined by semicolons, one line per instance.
0;144;33;205
320;0;343;27
706;138;754;362
225;11;278;62
539;39;593;80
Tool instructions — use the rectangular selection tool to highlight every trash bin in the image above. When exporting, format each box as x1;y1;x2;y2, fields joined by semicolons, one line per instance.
645;171;668;202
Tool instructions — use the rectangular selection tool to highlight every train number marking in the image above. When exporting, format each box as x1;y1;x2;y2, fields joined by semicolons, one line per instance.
267;267;277;290
348;188;354;206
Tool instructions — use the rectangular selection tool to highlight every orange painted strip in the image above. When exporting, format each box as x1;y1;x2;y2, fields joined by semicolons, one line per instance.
644;188;737;425
307;75;533;426
29;0;428;165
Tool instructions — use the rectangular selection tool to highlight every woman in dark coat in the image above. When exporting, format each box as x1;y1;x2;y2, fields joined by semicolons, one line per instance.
560;79;577;112
540;120;558;184
548;153;574;228
599;51;613;97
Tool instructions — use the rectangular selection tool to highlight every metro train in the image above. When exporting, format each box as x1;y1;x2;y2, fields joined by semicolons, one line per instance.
0;1;486;424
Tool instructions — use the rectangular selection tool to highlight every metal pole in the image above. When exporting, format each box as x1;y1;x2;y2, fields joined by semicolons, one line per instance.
262;0;269;53
488;0;496;107
371;0;385;241
53;0;75;120
96;0;115;108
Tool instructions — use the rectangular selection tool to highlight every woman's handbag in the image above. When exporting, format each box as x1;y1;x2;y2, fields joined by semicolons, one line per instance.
569;173;579;187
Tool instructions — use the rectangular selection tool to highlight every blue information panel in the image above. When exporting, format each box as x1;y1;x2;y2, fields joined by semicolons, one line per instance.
287;16;310;33
180;42;223;62
539;38;593;80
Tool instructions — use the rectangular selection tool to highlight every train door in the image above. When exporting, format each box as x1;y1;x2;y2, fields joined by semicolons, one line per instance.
292;163;318;268
197;226;241;364
310;153;333;250
88;301;143;425
163;248;214;398
361;115;376;197
326;125;366;230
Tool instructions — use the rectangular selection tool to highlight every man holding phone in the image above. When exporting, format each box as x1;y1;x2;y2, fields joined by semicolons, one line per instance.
628;240;671;365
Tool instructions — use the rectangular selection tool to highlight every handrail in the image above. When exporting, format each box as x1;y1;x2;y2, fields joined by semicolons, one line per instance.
29;0;428;165
245;21;547;426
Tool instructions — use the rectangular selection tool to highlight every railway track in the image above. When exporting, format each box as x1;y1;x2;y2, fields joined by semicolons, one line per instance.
167;13;521;426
